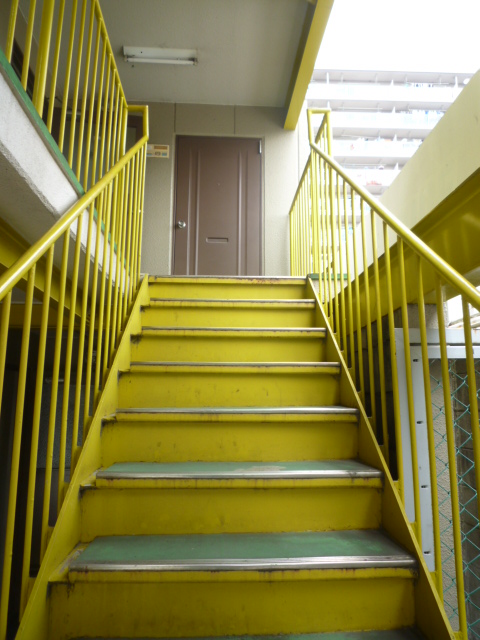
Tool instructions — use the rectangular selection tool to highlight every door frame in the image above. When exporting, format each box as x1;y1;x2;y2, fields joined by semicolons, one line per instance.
171;134;264;276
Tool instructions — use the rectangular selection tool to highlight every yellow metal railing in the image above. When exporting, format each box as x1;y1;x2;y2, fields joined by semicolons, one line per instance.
0;105;147;637
5;0;128;190
290;108;480;639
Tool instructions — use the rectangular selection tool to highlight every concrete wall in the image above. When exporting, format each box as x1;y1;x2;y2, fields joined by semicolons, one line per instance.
381;69;480;228
141;103;306;276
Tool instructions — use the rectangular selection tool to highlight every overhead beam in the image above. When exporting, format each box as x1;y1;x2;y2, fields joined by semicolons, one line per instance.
284;0;334;131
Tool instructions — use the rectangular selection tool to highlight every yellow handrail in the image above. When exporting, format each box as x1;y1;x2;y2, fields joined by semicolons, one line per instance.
290;108;480;639
0;128;147;300
0;106;148;640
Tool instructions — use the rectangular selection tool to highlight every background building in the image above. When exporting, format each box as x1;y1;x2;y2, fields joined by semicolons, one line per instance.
307;69;471;194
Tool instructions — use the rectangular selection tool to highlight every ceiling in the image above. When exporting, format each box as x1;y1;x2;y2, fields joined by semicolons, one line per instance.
98;0;312;107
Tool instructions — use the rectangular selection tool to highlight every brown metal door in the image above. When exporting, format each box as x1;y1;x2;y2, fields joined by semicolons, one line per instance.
173;136;262;275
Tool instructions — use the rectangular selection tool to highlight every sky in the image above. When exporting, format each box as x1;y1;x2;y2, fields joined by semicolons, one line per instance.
316;0;480;74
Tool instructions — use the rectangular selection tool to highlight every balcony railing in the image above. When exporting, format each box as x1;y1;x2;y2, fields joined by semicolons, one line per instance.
289;108;480;640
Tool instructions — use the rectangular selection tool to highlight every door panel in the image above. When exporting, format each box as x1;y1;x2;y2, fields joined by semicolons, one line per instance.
173;136;262;276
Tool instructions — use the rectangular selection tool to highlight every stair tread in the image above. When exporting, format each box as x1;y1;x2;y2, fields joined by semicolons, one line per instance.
148;276;307;283
127;362;340;370
73;631;425;640
97;460;382;480
69;530;415;572
147;299;315;306
139;327;326;335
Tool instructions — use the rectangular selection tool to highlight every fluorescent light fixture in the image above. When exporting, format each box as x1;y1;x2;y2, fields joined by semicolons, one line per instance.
123;46;198;66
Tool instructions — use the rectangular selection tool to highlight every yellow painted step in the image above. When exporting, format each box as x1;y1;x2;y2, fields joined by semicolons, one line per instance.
148;276;308;300
131;328;327;363
117;363;341;409
141;299;318;328
101;408;360;465
48;531;416;639
80;461;383;539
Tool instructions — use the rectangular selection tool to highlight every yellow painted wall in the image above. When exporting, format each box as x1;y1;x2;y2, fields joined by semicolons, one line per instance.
381;69;480;229
141;103;306;276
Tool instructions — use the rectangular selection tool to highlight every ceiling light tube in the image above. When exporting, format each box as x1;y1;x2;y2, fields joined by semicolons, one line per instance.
123;46;198;66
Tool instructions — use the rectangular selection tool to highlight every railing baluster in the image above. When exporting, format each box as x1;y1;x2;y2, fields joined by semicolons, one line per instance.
343;182;355;379
104;70;117;175
76;0;97;183
6;0;20;61
109;73;121;170
118;163;130;328
103;173;120;374
124;157;136;310
435;276;468;639
137;145;147;283
351;192;364;401
83;191;105;436
398;237;422;543
371;209;389;463
46;0;66;132
94;181;113;405
21;0;37;91
383;223;404;502
41;231;69;557
59;216;83;501
130;153;142;298
0;267;35;640
0;292;12;420
32;0;55;116
71;203;96;465
321;157;329;314
110;173;125;358
97;53;112;182
324;158;332;323
68;0;88;168
58;0;78;153
416;257;442;597
361;199;376;426
20;248;53;614
336;176;346;356
330;166;339;335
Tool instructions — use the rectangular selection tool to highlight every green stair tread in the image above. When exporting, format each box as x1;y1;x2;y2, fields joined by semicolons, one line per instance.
70;530;411;567
98;460;382;479
73;630;424;639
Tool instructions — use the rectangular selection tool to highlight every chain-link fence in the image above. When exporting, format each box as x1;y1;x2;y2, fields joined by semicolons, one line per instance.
432;358;480;639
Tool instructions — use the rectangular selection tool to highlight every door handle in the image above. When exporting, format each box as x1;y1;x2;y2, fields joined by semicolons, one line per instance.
177;220;187;229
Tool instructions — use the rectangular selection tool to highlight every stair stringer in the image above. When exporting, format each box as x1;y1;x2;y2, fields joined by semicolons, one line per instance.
307;277;455;640
15;277;150;640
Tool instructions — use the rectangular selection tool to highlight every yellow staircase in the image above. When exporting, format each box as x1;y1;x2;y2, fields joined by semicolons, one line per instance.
19;276;454;640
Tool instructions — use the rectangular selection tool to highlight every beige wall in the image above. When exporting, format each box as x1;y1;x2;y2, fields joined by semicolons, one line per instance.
381;69;480;227
141;103;305;276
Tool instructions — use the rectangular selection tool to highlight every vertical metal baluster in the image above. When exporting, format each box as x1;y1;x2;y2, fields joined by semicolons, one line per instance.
20;249;53;614
0;268;35;640
58;0;78;153
71;203;95;472
398;237;422;543
67;0;88;167
435;276;467;639
371;210;389;462
344;182;355;379
41;231;69;557
58;217;84;512
46;0;66;133
361;200;377;428
21;0;37;91
351;192;365;401
383;223;404;501
417;257;442;596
